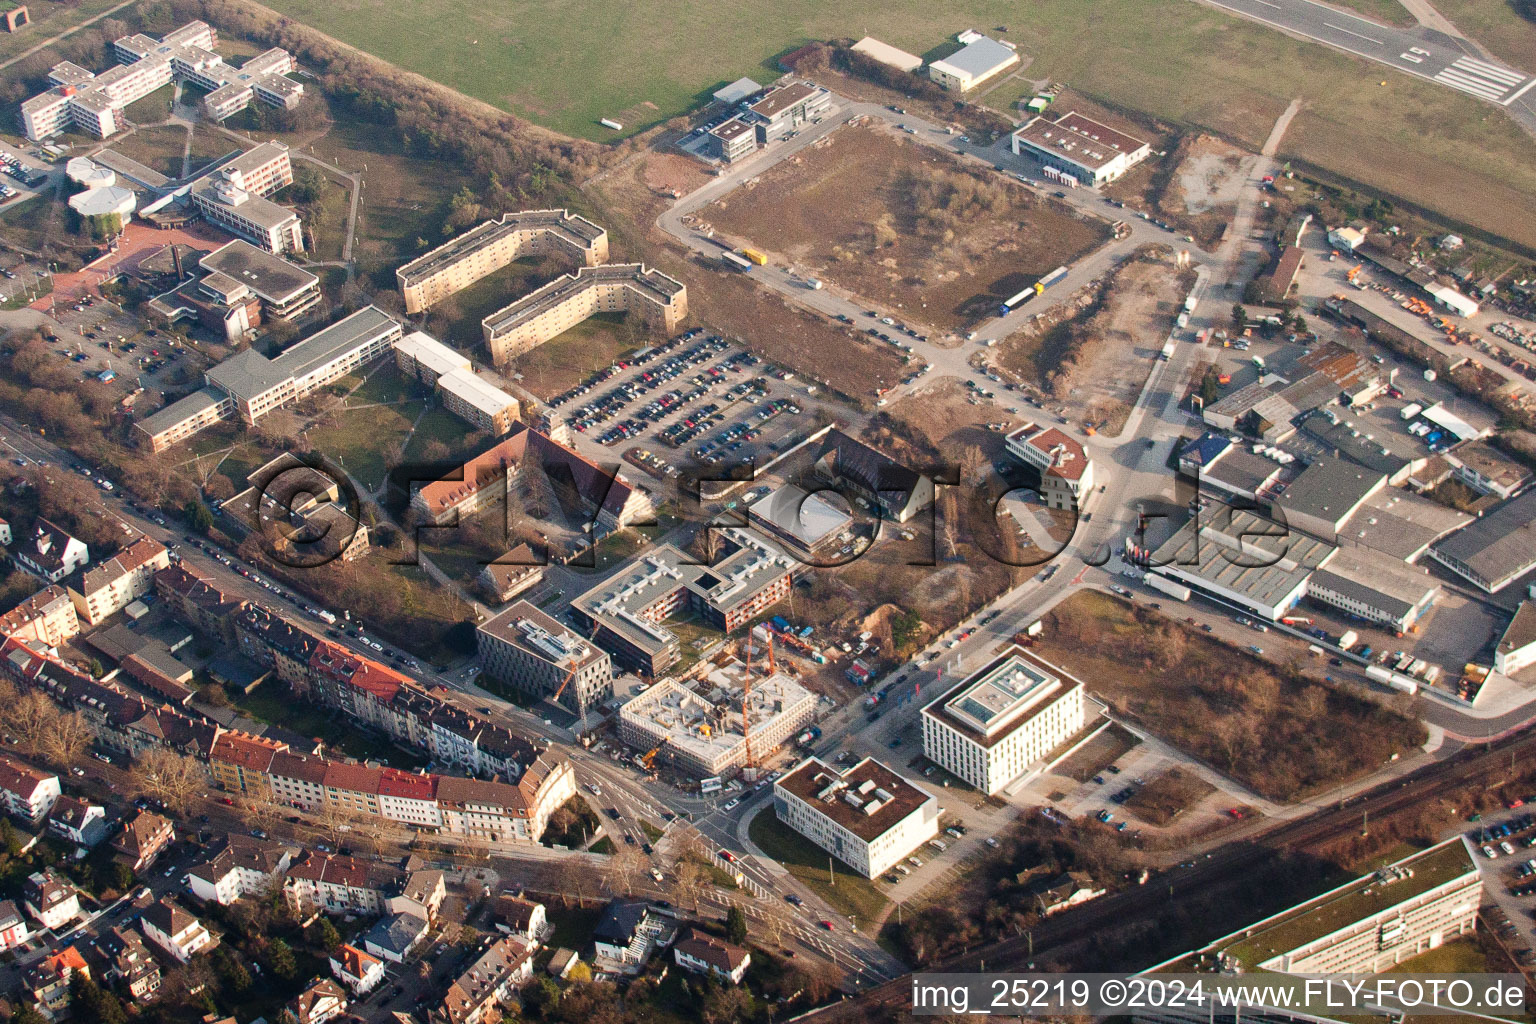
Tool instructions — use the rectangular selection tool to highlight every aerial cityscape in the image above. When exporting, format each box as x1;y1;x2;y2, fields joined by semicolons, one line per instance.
0;0;1535;1021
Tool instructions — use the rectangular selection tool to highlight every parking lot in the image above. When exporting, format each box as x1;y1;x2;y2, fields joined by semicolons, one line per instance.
1470;810;1536;968
34;291;197;394
547;328;820;469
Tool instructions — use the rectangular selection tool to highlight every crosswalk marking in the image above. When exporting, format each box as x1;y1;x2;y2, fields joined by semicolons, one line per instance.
1434;56;1531;104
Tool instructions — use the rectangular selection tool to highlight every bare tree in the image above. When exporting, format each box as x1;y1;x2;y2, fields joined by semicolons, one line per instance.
41;711;92;769
673;860;707;913
2;690;59;761
240;791;284;836
134;748;207;814
604;846;646;895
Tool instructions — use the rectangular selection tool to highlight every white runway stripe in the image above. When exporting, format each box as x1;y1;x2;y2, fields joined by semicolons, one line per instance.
1453;56;1523;85
1435;65;1515;100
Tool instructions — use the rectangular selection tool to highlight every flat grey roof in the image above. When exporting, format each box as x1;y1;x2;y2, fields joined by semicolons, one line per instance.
199;240;317;303
1298;410;1415;477
713;77;761;105
1151;505;1335;609
1308;547;1437;619
137;385;227;435
747;484;851;551
1276;458;1385;528
1338;487;1469;562
1205;449;1281;496
396;210;605;287
206;306;398;400
1431;491;1536;588
931;36;1017;80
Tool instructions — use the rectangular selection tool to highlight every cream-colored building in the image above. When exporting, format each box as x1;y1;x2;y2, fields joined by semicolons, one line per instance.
774;756;938;878
482;264;687;365
394;331;519;435
397;209;609;314
65;536;171;625
921;646;1084;795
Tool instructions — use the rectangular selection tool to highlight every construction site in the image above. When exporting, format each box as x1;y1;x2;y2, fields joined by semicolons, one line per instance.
616;653;817;778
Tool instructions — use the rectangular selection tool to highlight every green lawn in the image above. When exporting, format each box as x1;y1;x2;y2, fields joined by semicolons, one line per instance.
401;405;484;466
747;808;889;927
590;836;617;855
304;395;423;491
258;0;1536;249
1385;939;1489;974
1429;0;1536;70
122;84;176;125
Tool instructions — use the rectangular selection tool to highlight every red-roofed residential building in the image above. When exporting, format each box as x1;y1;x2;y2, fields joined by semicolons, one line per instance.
329;943;385;995
24;944;89;1019
377;768;441;830
1005;423;1097;511
0;586;81;647
284;853;402;915
0;753;60;824
209;731;288;795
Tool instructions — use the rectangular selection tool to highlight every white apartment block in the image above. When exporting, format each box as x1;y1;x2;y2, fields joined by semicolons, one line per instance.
397;209;609;314
773;757;938;878
921;647;1085;795
0;586;81;648
186;835;296;906
482;263;687;365
0;755;61;826
66;536;170;626
394;331;518;435
21;22;301;142
188;142;303;254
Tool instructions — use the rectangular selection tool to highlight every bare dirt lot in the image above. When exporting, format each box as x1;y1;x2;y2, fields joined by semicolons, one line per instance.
997;252;1190;434
864;378;1020;464
1122;767;1215;827
703;123;1111;331
1034;591;1427;802
588;153;910;407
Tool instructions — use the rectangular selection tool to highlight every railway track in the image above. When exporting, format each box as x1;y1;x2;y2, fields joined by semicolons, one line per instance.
799;731;1536;1021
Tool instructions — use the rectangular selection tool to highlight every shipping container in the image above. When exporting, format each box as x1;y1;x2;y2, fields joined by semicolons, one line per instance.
742;249;768;266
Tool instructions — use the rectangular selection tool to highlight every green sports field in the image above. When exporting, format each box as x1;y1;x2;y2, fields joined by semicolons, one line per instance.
260;0;1536;248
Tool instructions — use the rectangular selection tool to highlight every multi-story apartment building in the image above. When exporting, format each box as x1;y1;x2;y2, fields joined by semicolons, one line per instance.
0;755;59;826
397;209;608;314
410;424;653;530
284;853;401;916
186;834;297;905
65;536;170;625
921;646;1085;795
476;600;613;712
207;730;288;796
571;531;793;677
774;756;939;878
99;926;161;1002
139;306;401;451
188;141;303;253
21;22;301;141
0;586;81;647
140;899;213;962
433;934;537;1024
1005;422;1096;512
23;870;80;930
394;332;519;435
112;810;175;872
482;264;687;364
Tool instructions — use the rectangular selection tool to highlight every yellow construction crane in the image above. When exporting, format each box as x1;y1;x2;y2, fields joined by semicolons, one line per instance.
639;744;663;771
550;621;602;706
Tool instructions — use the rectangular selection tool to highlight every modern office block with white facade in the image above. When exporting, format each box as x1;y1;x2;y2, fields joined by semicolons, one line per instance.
773;756;938;878
921;647;1084;795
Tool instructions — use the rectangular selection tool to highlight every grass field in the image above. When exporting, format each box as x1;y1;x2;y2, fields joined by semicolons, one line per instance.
0;0;126;64
304;393;423;491
258;0;1536;250
1431;0;1536;70
122;84;175;125
508;312;643;398
748;809;889;924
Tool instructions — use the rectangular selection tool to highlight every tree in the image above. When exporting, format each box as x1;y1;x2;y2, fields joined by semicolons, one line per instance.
605;846;646;894
566;959;592;982
724;903;748;944
41;710;91;768
184;499;214;535
1231;303;1247;329
457;926;480;949
674;860;707;912
1293;315;1309;336
265;937;297;980
308;917;341;953
134;748;205;814
3;690;60;760
9;1006;47;1024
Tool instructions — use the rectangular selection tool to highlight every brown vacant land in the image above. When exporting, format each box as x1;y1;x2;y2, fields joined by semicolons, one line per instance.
1123;768;1216;827
705;124;1110;330
1035;591;1426;802
998;253;1189;434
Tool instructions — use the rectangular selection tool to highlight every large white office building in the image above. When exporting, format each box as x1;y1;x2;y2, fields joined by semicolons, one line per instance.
921;646;1084;795
773;756;938;879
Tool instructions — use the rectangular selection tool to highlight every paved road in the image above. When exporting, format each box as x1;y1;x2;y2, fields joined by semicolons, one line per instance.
1192;0;1536;136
